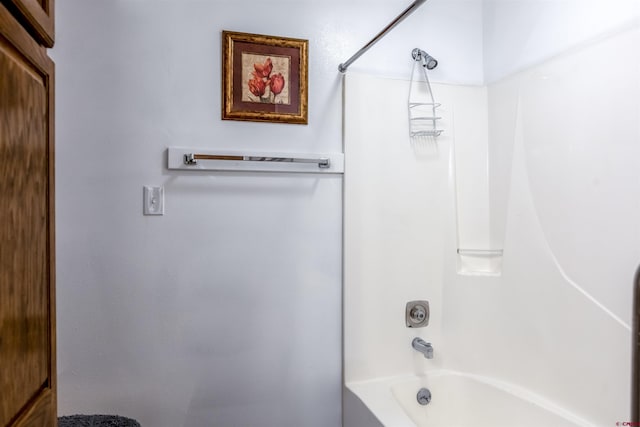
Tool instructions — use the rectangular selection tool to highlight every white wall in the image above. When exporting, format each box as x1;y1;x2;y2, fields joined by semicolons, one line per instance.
52;0;483;426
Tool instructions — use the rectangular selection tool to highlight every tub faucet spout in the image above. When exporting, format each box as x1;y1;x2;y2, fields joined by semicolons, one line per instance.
412;337;433;359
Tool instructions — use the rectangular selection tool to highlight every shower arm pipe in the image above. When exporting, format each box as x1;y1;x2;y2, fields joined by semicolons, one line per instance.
338;0;427;73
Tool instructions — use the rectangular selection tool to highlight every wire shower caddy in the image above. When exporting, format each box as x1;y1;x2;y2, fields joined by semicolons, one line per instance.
408;48;443;138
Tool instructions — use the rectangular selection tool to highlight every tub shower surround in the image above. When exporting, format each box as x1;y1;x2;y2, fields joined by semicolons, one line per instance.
344;24;638;426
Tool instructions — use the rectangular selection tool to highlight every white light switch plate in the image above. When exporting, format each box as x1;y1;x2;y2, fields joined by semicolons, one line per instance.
143;186;164;215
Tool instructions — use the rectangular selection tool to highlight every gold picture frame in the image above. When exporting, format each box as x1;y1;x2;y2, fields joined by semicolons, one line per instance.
222;31;308;125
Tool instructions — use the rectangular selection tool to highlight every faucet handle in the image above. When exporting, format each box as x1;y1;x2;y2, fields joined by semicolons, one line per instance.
406;301;430;328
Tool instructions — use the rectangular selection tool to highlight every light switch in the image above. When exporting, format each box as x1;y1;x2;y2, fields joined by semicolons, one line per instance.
143;186;164;215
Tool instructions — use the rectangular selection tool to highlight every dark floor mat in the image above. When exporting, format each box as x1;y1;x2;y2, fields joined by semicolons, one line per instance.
58;415;141;427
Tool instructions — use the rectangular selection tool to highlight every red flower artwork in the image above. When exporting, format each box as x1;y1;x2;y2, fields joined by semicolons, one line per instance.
248;72;267;97
246;57;286;103
269;73;285;96
253;58;273;78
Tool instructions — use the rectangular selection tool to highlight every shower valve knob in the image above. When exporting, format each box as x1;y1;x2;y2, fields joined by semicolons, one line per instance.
406;300;430;328
410;306;426;322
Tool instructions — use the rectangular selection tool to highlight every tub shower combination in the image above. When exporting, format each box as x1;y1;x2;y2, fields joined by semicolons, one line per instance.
342;0;634;426
345;301;593;427
346;371;593;427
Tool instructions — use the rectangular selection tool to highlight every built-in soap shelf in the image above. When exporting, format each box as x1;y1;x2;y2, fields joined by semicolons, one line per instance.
457;248;503;276
457;249;503;256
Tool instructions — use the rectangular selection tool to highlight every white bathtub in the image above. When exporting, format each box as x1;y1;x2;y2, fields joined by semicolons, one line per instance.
345;370;596;427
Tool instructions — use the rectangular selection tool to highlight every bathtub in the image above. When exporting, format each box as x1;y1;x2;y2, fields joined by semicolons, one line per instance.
344;370;596;427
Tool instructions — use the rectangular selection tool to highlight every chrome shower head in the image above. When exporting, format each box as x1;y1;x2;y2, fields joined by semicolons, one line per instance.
412;48;438;70
423;55;438;70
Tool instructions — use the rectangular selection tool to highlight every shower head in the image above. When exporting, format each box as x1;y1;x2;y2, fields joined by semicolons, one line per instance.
423;55;438;70
412;48;438;70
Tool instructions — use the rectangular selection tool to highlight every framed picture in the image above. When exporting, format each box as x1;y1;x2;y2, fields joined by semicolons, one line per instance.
222;31;309;125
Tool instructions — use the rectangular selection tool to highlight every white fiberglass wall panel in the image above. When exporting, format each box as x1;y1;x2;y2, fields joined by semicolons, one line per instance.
446;25;640;426
344;73;490;382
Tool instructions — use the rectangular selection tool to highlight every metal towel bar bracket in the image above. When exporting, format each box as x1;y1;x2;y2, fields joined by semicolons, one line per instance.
167;148;344;174
184;153;330;169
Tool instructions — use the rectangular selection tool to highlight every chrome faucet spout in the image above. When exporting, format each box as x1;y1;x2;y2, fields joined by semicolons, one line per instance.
412;337;433;359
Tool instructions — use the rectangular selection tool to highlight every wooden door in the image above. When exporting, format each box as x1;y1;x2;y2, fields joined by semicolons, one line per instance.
0;2;56;426
634;266;640;422
2;0;54;47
